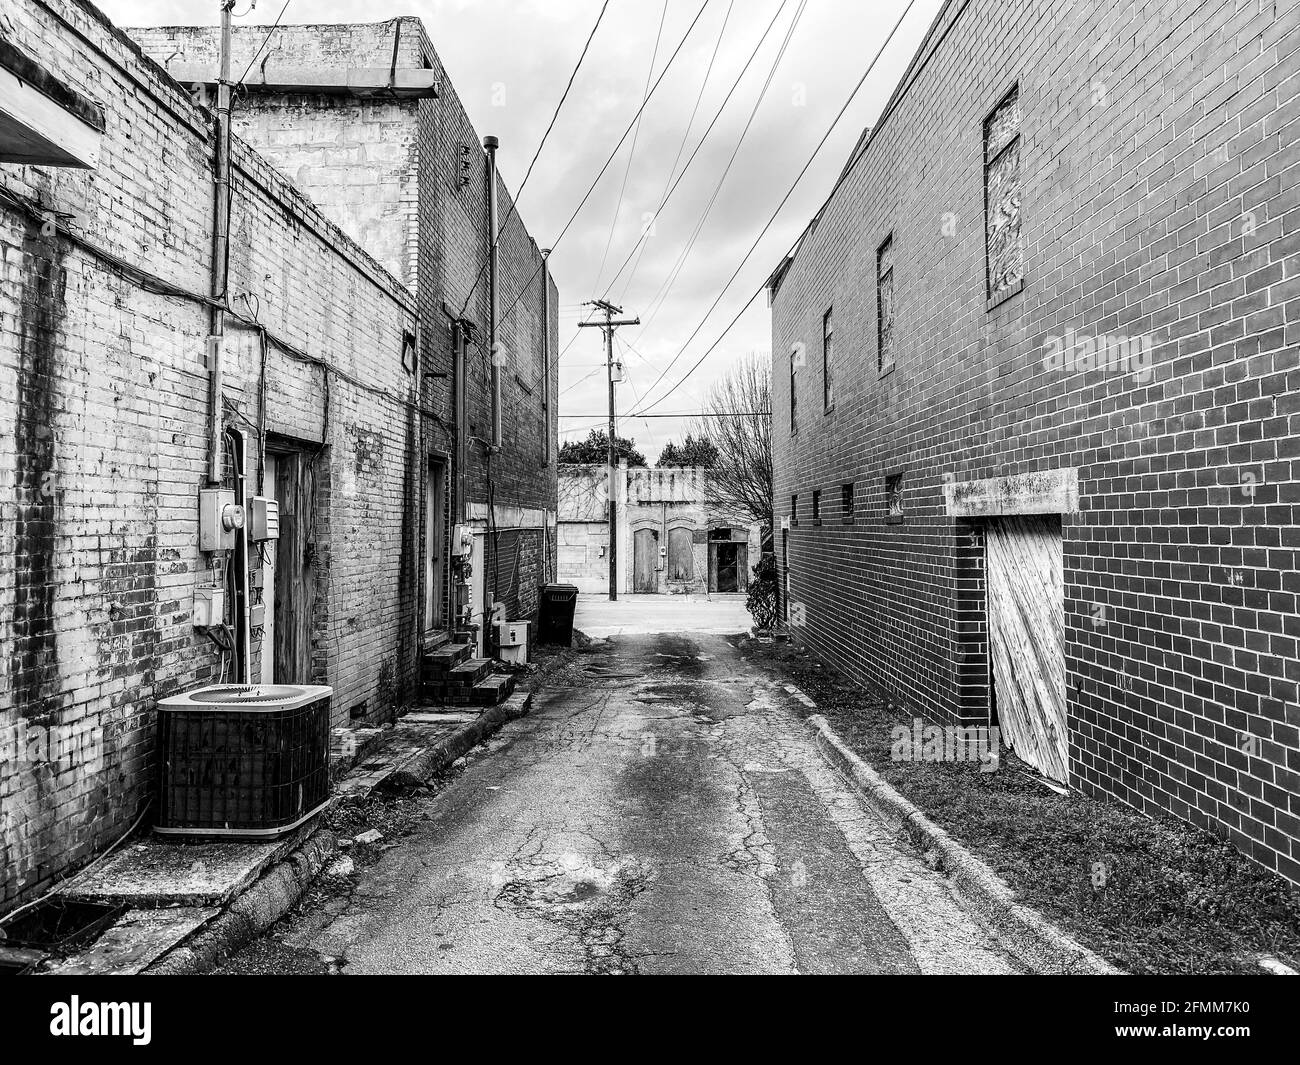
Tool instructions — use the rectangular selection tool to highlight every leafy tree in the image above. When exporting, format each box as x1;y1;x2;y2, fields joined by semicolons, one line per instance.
656;433;718;468
558;428;647;467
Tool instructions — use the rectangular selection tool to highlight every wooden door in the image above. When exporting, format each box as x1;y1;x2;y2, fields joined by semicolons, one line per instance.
986;514;1067;782
633;529;657;593
272;449;317;685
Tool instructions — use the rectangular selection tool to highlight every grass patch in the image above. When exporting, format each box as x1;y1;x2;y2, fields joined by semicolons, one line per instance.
738;635;1300;975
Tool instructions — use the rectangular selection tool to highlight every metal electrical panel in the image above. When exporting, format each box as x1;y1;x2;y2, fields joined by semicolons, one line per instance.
199;489;244;552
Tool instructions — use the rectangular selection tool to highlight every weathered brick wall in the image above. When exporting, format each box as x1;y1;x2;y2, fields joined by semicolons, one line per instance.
135;19;561;628
771;0;1300;881
558;465;762;595
128;21;423;291
0;0;419;909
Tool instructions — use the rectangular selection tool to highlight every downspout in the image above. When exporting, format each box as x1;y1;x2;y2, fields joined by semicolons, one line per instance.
484;136;501;653
208;1;234;486
485;135;501;450
541;248;551;583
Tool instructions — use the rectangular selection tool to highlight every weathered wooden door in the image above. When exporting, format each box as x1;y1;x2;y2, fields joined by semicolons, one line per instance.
272;448;317;685
633;529;657;593
986;514;1067;782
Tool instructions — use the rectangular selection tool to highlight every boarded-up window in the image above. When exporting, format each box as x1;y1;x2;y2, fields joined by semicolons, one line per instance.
877;235;894;370
984;85;1023;303
790;349;798;433
886;473;904;522
668;527;693;581
822;308;834;409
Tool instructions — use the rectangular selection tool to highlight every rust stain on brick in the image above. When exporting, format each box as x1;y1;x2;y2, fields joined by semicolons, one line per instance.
11;224;67;727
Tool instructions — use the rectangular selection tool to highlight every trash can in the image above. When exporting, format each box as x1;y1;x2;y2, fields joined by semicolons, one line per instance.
538;583;578;646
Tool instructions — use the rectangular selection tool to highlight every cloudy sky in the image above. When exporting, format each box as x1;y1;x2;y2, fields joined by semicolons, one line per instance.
99;0;942;461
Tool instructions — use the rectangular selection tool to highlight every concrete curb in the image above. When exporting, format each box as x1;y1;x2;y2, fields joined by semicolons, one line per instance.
390;690;532;786
144;691;534;974
807;713;1123;976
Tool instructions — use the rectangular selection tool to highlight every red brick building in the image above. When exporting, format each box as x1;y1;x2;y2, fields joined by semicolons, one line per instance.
770;0;1300;881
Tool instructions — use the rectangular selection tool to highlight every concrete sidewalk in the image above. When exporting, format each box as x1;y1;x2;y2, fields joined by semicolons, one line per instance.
575;593;751;638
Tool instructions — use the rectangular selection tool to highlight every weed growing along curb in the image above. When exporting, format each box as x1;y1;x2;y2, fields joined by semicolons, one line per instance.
735;635;1300;975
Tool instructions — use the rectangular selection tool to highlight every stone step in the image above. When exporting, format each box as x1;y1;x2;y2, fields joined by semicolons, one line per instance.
471;673;516;706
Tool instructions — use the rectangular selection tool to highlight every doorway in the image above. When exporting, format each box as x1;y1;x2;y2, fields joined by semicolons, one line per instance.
985;514;1067;782
633;528;658;593
424;459;447;631
266;445;318;685
708;528;747;593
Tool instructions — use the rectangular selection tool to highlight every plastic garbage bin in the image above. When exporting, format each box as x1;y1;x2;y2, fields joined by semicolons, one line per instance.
538;583;578;646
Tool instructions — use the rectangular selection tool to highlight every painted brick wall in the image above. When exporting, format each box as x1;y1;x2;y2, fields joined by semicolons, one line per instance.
0;0;419;909
131;18;561;628
771;0;1300;881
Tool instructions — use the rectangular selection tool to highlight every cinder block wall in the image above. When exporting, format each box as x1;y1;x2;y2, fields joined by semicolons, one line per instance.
0;0;419;909
771;0;1300;880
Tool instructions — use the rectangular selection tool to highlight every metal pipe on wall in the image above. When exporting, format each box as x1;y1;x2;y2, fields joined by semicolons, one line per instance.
484;135;501;451
208;1;234;486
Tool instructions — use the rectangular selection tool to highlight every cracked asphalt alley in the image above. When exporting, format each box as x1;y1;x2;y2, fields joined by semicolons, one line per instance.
262;630;1020;975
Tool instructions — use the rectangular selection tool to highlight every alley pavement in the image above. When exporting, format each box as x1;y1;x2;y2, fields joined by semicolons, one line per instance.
238;600;1018;974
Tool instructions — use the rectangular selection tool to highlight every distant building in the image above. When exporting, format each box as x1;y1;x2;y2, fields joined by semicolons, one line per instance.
559;464;762;596
769;0;1300;882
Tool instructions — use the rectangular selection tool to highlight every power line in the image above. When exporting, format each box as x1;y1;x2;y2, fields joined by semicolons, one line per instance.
625;0;808;336
544;0;784;385
629;0;920;416
597;0;797;303
591;0;668;294
235;0;291;89
614;0;736;306
560;411;771;418
506;0;712;385
456;0;612;319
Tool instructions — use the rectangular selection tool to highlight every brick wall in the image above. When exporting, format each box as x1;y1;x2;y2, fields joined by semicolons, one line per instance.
0;0;419;909
131;18;561;630
771;0;1300;881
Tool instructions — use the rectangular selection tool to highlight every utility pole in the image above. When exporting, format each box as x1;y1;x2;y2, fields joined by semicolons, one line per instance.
578;299;638;600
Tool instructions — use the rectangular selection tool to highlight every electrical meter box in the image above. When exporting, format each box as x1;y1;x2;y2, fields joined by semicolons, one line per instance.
451;523;473;556
199;489;244;552
251;496;280;541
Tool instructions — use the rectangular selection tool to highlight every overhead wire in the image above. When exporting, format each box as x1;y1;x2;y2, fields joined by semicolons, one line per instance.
628;0;920;416
590;0;669;294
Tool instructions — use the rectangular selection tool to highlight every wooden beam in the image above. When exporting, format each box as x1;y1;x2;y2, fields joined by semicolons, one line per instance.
0;65;102;168
944;467;1079;517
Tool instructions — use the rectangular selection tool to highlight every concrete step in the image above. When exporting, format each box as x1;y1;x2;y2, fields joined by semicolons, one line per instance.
471;673;516;706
